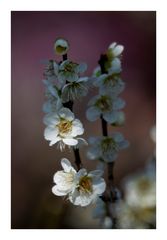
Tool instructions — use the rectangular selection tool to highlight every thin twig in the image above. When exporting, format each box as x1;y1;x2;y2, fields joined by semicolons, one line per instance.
62;53;82;170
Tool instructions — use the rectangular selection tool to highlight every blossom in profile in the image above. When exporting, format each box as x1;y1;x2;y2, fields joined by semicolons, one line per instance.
54;38;69;56
107;42;124;59
87;133;129;162
52;159;106;207
43;107;84;150
86;94;125;123
52;158;76;196
61;77;89;103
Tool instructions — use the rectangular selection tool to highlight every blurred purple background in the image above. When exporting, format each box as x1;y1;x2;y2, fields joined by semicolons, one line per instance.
11;11;156;229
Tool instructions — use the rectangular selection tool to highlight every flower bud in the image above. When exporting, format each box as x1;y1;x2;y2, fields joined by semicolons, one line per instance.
54;38;69;55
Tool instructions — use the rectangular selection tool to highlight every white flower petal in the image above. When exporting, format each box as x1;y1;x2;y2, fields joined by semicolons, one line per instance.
109;58;121;73
111;132;124;142
52;185;67;196
93;74;106;87
113;98;125;110
103;111;118;123
66;73;79;82
61;158;74;173
76;168;87;179
53;170;75;191
44;126;59;141
70;191;93;207
109;42;117;49
87;95;100;106
62;138;78;146
53;61;59;75
93;178;106;195
48;85;59;97
77;77;89;83
71;119;84;136
43;112;60;126
112;45;124;57
49;137;61;146
58;107;74;121
88;170;104;178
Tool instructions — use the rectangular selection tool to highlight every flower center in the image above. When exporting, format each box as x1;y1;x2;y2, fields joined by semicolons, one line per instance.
101;137;118;153
56;45;67;54
95;96;111;111
64;62;78;73
78;176;92;193
104;74;120;86
137;178;151;192
57;119;72;135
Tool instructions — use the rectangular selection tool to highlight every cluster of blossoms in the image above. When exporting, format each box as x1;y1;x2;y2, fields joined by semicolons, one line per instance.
86;42;129;164
85;42;129;227
42;38;106;207
112;126;156;229
43;39;88;150
42;39;156;229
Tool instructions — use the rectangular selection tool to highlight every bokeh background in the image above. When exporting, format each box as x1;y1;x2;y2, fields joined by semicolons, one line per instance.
11;11;156;229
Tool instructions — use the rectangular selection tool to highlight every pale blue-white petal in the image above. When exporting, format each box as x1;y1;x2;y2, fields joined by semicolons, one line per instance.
61;158;73;173
43;112;60;126
87;95;100;106
88;170;104;178
86;106;101;121
112;45;124;56
77;77;89;83
103;111;118;124
93;178;106;195
108;42;117;49
112;98;125;110
111;132;124;142
77;62;87;73
76;169;87;179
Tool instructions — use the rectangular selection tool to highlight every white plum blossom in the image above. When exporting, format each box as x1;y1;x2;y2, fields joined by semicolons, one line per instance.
54;60;87;83
52;158;106;207
87;133;129;162
86;94;125;124
54;38;69;56
123;171;156;209
61;77;89;103
52;158;76;196
43;107;84;150
116;167;156;229
93;72;125;96
69;168;106;207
